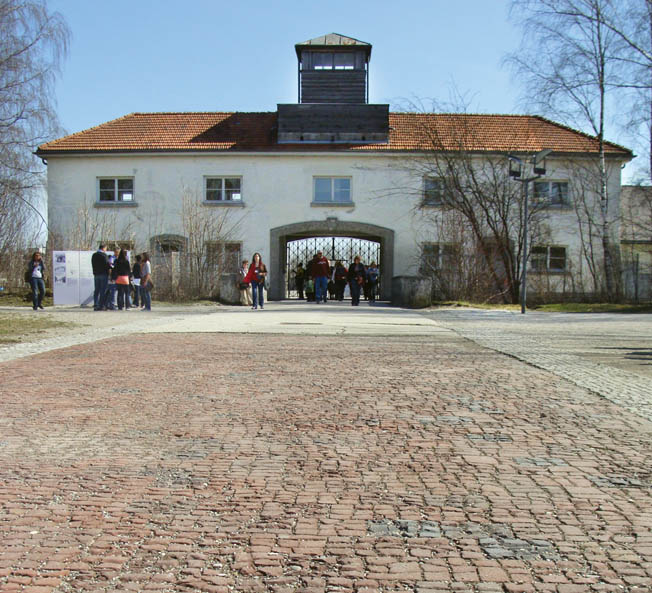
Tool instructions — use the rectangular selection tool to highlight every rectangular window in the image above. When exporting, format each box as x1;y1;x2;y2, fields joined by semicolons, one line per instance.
530;245;567;272
314;52;334;70
333;52;355;70
533;181;569;206
423;177;445;206
420;243;457;274
313;177;352;203
98;178;134;202
205;177;242;202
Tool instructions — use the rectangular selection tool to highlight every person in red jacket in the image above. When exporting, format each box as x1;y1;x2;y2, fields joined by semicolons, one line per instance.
244;252;267;310
312;250;330;304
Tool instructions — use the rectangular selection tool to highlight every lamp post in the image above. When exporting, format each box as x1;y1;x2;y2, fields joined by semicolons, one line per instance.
508;150;552;314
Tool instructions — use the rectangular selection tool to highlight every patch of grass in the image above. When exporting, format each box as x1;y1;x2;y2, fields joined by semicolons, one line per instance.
432;300;652;313
0;291;54;307
532;302;652;314
0;313;75;344
433;301;521;311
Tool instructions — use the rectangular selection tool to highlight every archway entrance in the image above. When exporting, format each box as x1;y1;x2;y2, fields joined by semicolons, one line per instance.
269;220;394;300
286;236;381;298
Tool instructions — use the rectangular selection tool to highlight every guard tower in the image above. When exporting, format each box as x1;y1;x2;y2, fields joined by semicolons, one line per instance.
295;33;371;104
277;33;389;144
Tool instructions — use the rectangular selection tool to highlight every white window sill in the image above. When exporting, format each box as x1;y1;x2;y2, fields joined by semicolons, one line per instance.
203;201;246;207
311;201;355;207
94;201;138;208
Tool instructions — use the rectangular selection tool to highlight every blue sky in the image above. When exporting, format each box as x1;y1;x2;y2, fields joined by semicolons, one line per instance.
46;0;641;181
48;0;523;133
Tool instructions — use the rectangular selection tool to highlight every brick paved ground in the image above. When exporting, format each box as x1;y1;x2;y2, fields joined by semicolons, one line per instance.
1;332;651;592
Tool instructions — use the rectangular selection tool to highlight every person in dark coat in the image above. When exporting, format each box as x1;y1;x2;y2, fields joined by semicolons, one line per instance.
333;260;348;301
347;255;366;306
114;249;132;310
131;254;142;307
91;244;110;310
294;263;305;300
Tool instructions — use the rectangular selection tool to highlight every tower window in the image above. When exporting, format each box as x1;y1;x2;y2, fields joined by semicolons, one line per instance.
312;52;355;70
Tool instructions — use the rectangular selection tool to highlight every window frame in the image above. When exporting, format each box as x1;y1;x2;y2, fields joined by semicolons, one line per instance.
532;180;570;207
204;176;243;203
420;242;458;274
205;241;242;270
423;176;446;207
97;177;135;203
530;245;567;273
312;176;353;205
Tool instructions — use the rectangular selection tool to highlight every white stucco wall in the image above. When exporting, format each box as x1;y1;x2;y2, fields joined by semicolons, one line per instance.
47;152;421;273
46;151;625;296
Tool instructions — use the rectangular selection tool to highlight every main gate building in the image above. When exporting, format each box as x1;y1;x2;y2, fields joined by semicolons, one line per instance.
38;34;632;303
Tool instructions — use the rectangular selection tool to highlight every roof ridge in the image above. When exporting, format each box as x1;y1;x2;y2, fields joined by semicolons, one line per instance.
391;112;542;118
129;111;278;116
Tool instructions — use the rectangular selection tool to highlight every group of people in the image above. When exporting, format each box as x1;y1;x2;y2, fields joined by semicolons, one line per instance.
91;244;152;311
294;251;379;306
238;252;268;309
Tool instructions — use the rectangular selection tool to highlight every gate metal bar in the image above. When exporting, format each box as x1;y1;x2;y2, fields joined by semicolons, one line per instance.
286;236;381;298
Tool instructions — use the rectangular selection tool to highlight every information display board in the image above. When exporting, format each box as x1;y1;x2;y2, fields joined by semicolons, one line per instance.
52;251;95;306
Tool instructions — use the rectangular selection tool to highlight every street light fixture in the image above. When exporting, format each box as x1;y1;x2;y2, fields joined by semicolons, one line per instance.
507;150;553;314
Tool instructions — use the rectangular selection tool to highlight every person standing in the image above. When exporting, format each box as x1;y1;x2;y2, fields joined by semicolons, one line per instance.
105;246;120;310
27;252;46;310
366;261;380;304
238;259;252;306
244;252;267;310
91;244;110;311
140;252;152;311
131;254;142;308
333;260;348;301
312;250;330;304
347;255;366;306
114;249;132;310
294;263;305;300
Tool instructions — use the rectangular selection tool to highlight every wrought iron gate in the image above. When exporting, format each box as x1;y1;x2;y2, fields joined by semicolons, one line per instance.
286;236;381;298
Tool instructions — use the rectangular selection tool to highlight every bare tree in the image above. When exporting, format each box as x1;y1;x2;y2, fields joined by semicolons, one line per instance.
0;0;69;283
506;0;623;300
177;189;245;299
402;105;550;304
49;197;137;252
569;0;652;181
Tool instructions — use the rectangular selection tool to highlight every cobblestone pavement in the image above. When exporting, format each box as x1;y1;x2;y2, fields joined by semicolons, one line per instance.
1;330;651;592
421;310;652;424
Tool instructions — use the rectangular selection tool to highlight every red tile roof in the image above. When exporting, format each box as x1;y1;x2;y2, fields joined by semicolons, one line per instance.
36;112;632;157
